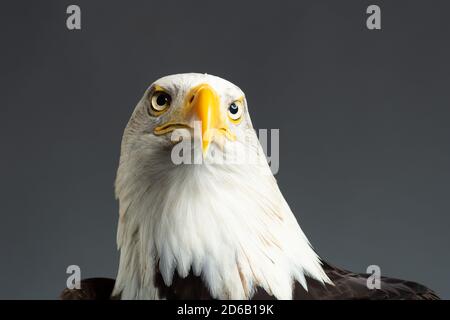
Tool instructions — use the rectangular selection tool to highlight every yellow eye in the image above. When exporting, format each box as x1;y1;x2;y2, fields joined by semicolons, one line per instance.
227;101;243;122
150;91;171;114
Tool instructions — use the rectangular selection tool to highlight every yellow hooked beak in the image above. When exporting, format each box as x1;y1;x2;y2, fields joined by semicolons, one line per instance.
190;84;234;155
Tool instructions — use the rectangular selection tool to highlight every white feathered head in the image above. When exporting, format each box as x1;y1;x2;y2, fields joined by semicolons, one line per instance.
113;73;330;300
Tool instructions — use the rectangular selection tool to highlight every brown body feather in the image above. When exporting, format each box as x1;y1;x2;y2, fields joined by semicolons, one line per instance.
60;262;439;300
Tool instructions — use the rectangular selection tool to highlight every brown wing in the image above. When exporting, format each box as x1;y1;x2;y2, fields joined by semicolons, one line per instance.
60;278;115;300
291;262;439;300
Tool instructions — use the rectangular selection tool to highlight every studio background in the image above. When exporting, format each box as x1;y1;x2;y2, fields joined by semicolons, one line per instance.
1;0;449;299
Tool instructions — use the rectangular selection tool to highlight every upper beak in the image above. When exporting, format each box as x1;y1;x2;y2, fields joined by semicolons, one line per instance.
191;84;228;155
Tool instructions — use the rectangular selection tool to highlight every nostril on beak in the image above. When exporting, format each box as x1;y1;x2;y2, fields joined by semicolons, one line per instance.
189;94;195;104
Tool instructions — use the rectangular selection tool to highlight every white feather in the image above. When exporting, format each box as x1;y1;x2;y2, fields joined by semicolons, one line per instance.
113;73;331;300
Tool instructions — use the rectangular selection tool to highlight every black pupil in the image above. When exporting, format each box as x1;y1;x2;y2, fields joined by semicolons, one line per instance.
156;93;169;106
229;103;239;114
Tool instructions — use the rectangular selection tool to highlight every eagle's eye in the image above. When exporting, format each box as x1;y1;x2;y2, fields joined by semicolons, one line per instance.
228;101;243;122
150;91;171;114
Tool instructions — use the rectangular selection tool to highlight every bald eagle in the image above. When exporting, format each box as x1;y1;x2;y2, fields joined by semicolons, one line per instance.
61;73;438;300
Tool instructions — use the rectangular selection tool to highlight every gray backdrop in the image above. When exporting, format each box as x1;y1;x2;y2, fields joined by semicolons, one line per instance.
1;0;449;299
